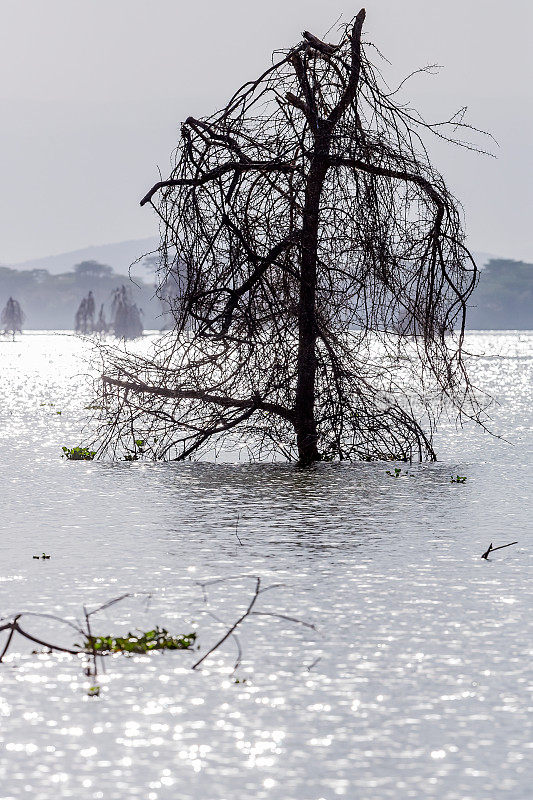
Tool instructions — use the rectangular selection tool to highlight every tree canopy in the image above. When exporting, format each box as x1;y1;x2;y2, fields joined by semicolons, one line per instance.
97;9;485;464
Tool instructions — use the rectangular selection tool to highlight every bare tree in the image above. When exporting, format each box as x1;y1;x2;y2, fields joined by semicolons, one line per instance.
94;303;108;335
2;297;24;339
74;292;95;334
96;9;486;465
111;286;144;340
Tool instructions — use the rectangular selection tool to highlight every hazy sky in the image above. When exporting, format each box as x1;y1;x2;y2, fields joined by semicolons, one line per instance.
0;0;531;264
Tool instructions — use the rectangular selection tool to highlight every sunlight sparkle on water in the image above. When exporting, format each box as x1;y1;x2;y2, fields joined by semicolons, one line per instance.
0;332;531;799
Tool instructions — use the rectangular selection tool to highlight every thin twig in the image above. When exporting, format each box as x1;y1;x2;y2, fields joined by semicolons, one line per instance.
84;605;98;682
249;611;317;630
0;615;20;663
234;512;243;546
192;576;315;670
192;577;262;670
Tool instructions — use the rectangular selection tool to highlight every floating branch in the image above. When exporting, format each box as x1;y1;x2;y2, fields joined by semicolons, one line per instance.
0;593;186;694
234;512;244;546
193;575;316;671
481;541;518;559
0;580;316;690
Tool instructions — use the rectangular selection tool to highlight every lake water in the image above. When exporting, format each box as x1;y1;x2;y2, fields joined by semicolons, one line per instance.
0;332;531;800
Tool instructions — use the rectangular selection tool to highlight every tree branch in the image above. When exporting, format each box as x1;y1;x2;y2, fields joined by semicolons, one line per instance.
327;8;366;126
140;160;298;207
102;376;294;422
330;155;444;209
218;218;301;334
302;30;338;55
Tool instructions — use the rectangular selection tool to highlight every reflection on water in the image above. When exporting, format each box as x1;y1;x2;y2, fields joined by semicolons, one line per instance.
0;332;531;799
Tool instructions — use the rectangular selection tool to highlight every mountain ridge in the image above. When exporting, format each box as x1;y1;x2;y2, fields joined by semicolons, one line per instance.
7;237;159;277
5;239;499;276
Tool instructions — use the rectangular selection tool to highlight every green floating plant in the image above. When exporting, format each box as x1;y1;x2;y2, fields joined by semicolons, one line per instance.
124;438;146;461
451;475;467;483
87;685;100;697
62;446;96;461
79;627;197;655
386;467;403;478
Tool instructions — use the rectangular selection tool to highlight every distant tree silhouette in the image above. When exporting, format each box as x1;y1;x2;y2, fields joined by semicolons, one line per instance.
94;303;109;335
74;261;114;278
111;286;143;340
0;264;159;330
86;291;95;323
1;297;24;339
74;293;95;333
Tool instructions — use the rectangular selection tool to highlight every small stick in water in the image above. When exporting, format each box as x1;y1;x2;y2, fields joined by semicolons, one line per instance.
234;513;243;546
481;541;518;559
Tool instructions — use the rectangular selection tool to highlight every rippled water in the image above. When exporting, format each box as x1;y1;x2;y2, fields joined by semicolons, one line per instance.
0;332;531;800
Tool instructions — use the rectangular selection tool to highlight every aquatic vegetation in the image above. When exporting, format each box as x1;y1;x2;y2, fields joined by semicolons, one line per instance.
386;467;414;478
123;438;146;461
386;467;403;478
451;475;467;483
80;627;196;655
62;446;96;460
0;582;314;694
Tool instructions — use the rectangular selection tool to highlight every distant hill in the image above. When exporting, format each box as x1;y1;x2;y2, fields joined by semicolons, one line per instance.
0;260;164;330
7;240;496;277
467;259;533;330
2;245;530;331
10;237;159;278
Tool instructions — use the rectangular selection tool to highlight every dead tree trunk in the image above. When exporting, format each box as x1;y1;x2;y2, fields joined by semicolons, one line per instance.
295;141;330;464
292;14;365;465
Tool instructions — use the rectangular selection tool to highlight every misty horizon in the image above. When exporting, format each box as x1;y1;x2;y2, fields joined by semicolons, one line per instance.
1;0;532;264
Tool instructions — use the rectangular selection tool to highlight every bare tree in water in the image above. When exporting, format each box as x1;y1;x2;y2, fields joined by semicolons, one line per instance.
1;297;24;339
75;291;95;334
97;9;487;465
94;303;109;335
111;286;144;340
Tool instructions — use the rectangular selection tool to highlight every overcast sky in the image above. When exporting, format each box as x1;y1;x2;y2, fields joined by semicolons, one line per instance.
0;0;531;264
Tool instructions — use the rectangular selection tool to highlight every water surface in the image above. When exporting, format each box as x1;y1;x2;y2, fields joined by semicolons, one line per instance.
0;332;531;799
